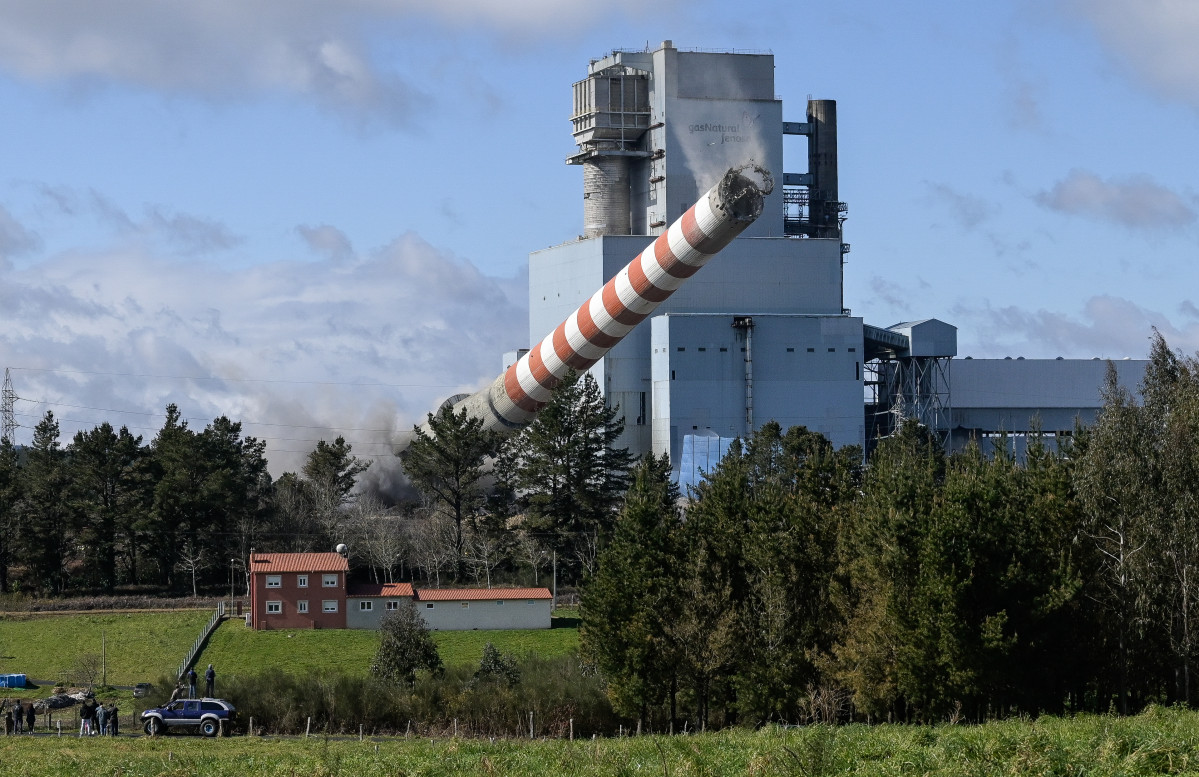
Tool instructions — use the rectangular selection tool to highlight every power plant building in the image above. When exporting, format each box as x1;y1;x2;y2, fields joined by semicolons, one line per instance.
515;42;1146;481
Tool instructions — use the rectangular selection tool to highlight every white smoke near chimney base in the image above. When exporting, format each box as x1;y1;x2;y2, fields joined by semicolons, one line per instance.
0;225;527;482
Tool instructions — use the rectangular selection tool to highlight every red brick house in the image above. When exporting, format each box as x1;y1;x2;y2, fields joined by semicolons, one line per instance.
248;552;349;630
247;551;552;631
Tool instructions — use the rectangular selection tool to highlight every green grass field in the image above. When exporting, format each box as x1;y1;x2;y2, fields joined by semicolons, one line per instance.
201;618;579;679
0;611;211;690
3;707;1199;776
0;609;579;694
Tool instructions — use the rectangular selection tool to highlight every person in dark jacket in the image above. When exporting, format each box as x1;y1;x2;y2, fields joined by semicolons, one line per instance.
187;668;197;698
204;664;215;697
107;702;119;736
24;703;34;734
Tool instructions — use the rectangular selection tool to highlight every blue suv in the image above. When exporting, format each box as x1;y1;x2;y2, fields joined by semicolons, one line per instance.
141;698;236;736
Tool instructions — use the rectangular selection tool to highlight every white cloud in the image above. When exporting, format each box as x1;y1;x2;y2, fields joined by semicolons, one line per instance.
1059;0;1199;110
953;295;1199;359
0;227;528;477
0;205;40;263
1034;169;1195;230
0;1;650;123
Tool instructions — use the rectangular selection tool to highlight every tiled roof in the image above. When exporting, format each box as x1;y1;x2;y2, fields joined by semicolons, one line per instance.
414;587;552;602
249;552;348;573
347;582;415;598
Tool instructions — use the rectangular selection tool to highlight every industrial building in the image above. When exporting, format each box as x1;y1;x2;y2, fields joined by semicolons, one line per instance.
509;42;1146;483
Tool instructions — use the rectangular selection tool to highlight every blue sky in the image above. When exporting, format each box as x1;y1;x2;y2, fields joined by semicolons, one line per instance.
1;0;1197;477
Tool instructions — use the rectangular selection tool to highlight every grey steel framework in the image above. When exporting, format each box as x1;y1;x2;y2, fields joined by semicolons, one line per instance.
865;355;952;451
1;368;15;445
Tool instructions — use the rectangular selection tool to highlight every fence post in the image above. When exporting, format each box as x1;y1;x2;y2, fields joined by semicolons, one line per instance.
306;717;311;738
359;723;363;741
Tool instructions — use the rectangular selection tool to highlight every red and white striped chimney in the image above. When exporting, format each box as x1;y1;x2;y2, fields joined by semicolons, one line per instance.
450;164;772;434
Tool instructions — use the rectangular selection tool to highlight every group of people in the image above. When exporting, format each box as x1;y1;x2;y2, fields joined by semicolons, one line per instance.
185;664;216;698
2;699;36;734
77;698;119;736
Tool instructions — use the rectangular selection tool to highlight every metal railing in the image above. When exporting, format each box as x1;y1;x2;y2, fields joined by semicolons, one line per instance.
177;601;225;680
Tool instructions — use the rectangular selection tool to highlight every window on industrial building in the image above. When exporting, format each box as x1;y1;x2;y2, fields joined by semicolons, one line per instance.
266;601;281;614
266;575;281;588
387;601;399;611
848;347;857;353
807;347;815;352
322;574;338;587
322;600;338;613
677;347;685;352
828;348;836;352
297;575;308;588
698;347;706;352
720;347;728;352
297;600;308;613
786;347;795;352
425;603;434;610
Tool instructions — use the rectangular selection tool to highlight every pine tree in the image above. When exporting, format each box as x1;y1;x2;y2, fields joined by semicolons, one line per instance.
400;404;501;582
19;412;70;593
500;370;633;583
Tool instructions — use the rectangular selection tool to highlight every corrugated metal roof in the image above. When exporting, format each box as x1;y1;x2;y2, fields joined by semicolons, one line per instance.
249;552;348;573
347;582;414;598
415;587;552;602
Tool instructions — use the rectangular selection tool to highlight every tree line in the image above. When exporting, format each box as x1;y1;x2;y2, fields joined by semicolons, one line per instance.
579;333;1199;726
0;369;632;596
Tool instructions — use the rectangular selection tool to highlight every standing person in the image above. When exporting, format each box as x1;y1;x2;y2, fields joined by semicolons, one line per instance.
204;664;215;698
78;701;91;737
4;707;12;735
12;702;21;734
24;703;34;734
95;701;108;736
186;667;198;698
107;703;119;736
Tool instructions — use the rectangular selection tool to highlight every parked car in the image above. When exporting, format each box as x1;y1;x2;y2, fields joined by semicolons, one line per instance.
141;698;236;736
132;683;152;698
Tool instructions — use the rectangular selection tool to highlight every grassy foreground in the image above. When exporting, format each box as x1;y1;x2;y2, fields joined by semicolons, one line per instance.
202;619;579;677
0;611;211;687
3;706;1199;776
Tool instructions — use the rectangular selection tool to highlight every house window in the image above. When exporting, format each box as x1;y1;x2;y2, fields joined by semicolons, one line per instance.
360;601;373;611
266;601;282;614
495;600;504;606
297;600;308;613
527;600;536;606
425;603;434;610
322;574;338;587
386;601;399;611
297;575;308;588
460;602;469;609
265;575;281;589
322;600;338;613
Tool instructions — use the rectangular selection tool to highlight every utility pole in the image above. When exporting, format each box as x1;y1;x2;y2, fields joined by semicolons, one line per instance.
2;368;16;445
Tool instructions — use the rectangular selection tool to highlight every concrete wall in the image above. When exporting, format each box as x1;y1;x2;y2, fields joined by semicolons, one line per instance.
419;598;552;631
346;597;414;630
652;313;865;468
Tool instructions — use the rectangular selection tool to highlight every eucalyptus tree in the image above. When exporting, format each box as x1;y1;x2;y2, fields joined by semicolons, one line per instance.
580;453;682;728
0;436;22;592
